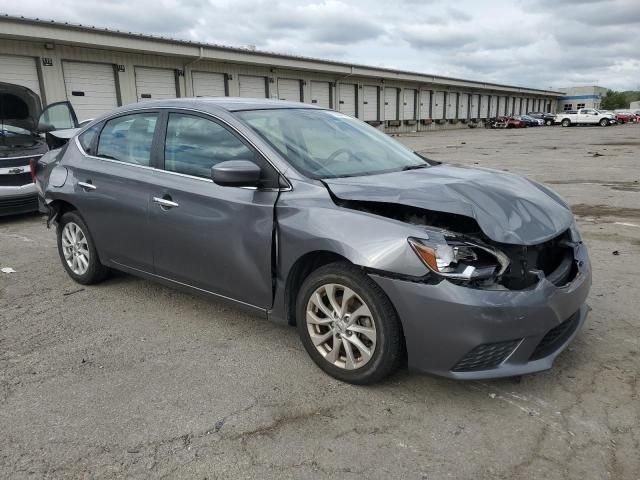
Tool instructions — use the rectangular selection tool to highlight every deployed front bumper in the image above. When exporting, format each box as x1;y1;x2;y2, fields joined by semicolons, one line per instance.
372;243;592;379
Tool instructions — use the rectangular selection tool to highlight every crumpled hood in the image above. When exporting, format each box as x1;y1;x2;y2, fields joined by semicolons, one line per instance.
324;165;574;245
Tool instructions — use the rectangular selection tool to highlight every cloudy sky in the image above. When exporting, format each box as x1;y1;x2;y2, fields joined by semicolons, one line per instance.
5;0;640;90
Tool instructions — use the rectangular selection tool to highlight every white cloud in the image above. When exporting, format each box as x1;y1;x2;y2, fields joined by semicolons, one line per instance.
3;0;639;90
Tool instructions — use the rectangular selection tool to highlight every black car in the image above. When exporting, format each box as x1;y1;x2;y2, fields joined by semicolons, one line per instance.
527;112;556;126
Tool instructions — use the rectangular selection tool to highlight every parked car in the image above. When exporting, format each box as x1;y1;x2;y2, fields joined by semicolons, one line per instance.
614;112;636;124
527;112;555;126
514;115;542;127
506;116;527;128
555;108;616;127
35;98;591;384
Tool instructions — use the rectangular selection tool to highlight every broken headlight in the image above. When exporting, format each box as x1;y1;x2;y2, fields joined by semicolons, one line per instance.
408;236;510;281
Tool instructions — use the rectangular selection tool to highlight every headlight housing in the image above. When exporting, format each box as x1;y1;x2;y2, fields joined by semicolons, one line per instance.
408;236;510;281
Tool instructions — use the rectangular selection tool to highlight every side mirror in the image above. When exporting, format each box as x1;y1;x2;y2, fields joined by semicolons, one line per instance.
37;121;54;134
212;160;261;187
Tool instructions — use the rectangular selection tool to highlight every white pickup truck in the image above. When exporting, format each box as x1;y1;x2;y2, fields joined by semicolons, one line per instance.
555;108;616;127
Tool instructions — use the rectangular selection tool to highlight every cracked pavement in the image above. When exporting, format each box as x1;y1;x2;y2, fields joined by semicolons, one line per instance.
1;125;639;479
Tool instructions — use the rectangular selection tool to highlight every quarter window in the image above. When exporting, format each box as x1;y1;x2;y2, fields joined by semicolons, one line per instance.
97;113;158;166
78;123;102;156
164;113;254;179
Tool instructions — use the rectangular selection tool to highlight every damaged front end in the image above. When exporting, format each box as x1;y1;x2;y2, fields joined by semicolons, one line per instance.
332;197;581;291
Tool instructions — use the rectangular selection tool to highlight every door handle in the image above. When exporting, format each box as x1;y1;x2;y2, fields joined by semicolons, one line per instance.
153;196;179;209
78;181;96;191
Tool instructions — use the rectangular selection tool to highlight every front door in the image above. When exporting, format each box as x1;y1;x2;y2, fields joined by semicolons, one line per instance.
149;111;279;308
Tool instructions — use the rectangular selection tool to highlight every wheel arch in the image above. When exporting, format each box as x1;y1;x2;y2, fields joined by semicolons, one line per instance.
284;250;353;326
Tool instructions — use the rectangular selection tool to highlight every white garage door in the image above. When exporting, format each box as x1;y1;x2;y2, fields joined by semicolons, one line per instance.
277;78;301;101
135;67;177;102
239;75;267;98
403;89;416;120
0;54;41;101
62;61;118;121
490;96;498;117
363;86;378;121
433;91;445;119
470;94;480;118
498;96;506;116
446;92;457;119
384;87;398;120
419;90;431;119
338;83;357;117
192;71;225;97
458;93;469;119
310;81;331;108
480;95;489;118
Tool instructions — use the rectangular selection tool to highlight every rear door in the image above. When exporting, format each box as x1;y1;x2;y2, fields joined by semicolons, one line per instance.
148;111;279;307
62;61;119;121
69;110;161;271
135;67;177;102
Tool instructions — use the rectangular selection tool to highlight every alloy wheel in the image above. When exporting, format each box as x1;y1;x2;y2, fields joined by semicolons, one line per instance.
306;283;377;370
61;222;90;275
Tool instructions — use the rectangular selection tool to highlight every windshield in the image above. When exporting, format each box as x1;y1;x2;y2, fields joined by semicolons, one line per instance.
235;108;428;178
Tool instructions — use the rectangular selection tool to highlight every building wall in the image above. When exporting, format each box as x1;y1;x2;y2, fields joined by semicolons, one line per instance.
556;86;608;112
0;24;560;133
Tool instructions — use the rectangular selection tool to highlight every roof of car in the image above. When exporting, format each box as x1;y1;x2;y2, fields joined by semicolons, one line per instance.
119;97;322;113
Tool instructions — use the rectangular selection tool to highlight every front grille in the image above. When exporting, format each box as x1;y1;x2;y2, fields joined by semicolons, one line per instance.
452;339;520;372
0;172;32;187
0;194;38;215
529;312;580;361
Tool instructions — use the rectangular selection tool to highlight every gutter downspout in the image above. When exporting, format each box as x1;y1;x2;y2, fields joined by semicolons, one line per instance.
183;46;205;96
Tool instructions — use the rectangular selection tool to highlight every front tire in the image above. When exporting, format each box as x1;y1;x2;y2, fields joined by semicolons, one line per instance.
57;211;109;284
561;119;571;127
296;262;404;384
599;118;609;127
545;119;553;126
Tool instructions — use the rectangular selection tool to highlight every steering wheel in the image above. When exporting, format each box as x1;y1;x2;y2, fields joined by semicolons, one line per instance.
326;147;356;163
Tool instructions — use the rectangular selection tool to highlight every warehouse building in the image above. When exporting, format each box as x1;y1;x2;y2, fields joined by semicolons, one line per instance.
0;15;562;132
556;86;608;112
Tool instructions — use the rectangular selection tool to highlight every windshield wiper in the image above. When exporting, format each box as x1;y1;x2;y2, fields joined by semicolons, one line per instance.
401;164;428;171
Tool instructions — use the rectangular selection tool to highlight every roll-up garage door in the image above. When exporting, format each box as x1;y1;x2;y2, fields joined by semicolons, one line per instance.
498;96;506;116
0;54;41;101
433;91;445;119
516;98;523;115
192;71;226;97
338;83;357;117
363;86;378;121
446;92;457;119
458;93;469;119
384;87;398;120
63;61;118;121
277;78;301;101
470;94;479;118
419;90;431;119
403;89;416;120
239;75;267;98
135;67;177;102
480;95;489;118
490;96;498;117
310;81;331;108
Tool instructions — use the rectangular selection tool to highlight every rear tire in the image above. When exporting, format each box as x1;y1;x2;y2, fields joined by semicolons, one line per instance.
561;119;571;127
296;262;404;384
599;118;609;127
57;211;109;285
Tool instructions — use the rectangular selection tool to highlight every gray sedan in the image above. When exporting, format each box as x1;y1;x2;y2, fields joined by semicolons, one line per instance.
35;98;591;384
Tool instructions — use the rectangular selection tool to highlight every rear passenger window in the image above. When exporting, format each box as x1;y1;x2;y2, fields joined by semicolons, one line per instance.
78;123;102;156
97;113;158;166
164;113;254;178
